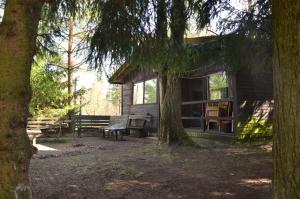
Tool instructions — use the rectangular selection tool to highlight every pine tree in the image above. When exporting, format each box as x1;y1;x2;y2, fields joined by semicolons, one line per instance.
0;0;82;197
272;0;300;198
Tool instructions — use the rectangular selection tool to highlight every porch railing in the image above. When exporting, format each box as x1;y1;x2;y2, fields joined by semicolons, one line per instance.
181;97;234;105
181;97;235;133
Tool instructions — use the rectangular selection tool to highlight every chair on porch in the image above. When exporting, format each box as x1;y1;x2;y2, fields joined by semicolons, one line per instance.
205;104;220;131
219;101;232;133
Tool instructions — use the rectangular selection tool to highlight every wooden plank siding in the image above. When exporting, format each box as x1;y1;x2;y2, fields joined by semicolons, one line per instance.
235;65;273;134
122;84;132;115
236;68;273;121
121;68;160;134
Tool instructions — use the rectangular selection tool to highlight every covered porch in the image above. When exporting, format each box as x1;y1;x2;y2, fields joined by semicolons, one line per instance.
181;71;236;136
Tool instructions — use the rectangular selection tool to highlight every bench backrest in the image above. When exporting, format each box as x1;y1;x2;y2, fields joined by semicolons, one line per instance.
27;117;60;130
71;115;110;128
109;115;129;127
128;114;151;128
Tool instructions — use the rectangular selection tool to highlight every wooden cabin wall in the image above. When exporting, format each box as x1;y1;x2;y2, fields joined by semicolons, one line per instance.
236;65;273;138
118;63;273;137
121;68;160;134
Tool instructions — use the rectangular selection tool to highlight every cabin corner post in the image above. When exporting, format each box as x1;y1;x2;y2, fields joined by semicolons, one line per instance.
231;73;238;137
121;85;124;115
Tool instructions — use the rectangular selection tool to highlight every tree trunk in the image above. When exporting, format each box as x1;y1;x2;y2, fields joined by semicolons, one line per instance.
247;0;253;12
272;1;300;198
67;17;74;106
66;17;76;134
0;0;44;198
159;0;195;146
159;74;167;108
159;72;195;145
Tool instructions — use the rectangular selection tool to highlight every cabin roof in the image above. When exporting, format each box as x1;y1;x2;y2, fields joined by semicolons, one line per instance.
109;36;216;84
109;64;133;84
184;36;216;45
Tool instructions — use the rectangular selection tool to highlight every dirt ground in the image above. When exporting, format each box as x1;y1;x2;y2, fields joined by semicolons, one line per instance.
30;135;272;199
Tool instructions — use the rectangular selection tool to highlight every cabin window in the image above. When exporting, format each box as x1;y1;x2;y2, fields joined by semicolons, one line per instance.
144;79;157;103
133;78;157;104
208;72;229;100
133;82;144;104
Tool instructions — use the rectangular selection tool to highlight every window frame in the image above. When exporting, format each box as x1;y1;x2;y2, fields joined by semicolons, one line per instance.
132;78;158;105
207;72;229;100
132;81;144;105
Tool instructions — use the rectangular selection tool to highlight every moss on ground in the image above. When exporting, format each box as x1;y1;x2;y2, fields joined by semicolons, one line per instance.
237;117;272;142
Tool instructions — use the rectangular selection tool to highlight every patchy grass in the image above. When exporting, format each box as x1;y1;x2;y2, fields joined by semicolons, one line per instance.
142;143;175;162
237;117;272;142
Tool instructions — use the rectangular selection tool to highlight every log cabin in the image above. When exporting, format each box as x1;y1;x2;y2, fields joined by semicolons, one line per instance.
108;36;273;139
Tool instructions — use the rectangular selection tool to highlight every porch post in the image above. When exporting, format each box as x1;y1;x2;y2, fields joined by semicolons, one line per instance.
231;73;238;136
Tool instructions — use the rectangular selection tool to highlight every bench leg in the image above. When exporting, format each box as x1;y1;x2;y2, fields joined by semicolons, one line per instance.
120;130;123;141
77;129;81;138
97;128;101;137
58;127;62;138
116;130;123;141
102;129;105;138
33;137;37;145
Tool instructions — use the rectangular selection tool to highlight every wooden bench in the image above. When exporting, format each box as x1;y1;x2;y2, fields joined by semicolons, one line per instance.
102;114;152;140
26;117;66;144
71;115;110;137
127;114;151;138
102;115;129;140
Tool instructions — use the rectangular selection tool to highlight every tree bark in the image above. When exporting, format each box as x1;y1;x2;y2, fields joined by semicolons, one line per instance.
158;0;195;146
67;17;74;106
66;17;75;133
0;0;44;198
272;1;300;198
159;72;195;145
247;0;253;12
